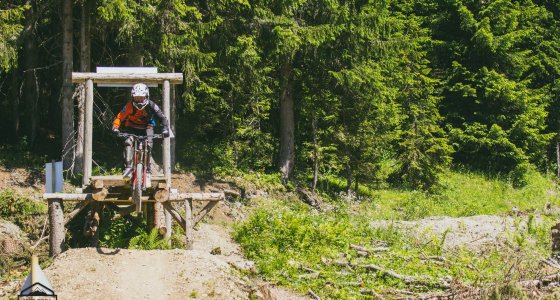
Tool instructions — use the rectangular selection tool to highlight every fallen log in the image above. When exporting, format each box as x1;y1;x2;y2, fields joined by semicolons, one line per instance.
364;264;450;289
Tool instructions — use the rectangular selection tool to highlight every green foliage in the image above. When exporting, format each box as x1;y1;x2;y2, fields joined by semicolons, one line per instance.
235;196;553;298
0;3;26;72
3;0;560;193
0;189;45;228
129;227;173;250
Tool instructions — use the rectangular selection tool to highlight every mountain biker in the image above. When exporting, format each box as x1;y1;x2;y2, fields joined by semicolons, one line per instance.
112;83;170;178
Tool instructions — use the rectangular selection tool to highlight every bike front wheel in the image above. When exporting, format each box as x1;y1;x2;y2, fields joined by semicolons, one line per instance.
133;163;143;213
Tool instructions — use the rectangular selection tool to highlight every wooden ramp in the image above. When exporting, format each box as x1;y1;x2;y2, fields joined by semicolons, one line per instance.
44;176;226;256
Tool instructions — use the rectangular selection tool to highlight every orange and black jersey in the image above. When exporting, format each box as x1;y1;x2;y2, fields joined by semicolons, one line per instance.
113;100;169;130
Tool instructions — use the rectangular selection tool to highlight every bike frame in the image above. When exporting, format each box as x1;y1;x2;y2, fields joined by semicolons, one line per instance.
118;132;163;212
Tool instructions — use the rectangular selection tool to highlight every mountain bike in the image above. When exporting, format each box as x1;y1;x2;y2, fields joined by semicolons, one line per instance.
117;132;163;213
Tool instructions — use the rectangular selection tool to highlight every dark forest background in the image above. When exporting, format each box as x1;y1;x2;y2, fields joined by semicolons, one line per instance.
1;0;560;192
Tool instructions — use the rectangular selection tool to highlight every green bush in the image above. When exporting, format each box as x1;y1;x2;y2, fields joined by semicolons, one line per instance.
0;189;45;227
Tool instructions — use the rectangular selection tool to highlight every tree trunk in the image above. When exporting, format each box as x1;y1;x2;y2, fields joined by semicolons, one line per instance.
278;57;295;182
10;69;20;140
346;160;352;197
23;0;38;146
62;0;74;169
312;115;319;195
48;199;64;256
75;0;93;174
557;141;560;179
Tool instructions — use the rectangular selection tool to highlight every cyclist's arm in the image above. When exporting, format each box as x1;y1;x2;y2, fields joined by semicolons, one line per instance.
113;102;132;129
149;101;169;129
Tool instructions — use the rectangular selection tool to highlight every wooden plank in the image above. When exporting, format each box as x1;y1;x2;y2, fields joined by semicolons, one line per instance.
185;199;193;250
88;175;165;187
48;199;64;257
72;72;183;84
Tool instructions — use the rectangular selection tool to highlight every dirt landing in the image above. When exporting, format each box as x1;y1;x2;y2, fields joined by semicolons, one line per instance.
42;223;308;300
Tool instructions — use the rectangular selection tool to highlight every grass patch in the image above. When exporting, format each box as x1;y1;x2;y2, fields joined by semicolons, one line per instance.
0;189;46;229
234;169;560;298
234;199;553;298
354;169;559;220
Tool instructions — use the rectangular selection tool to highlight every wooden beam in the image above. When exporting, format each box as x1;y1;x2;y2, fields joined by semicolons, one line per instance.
82;78;93;186
185;199;193;250
44;193;92;201
64;200;91;225
193;201;218;227
164;202;186;231
72;72;183;84
169;192;225;201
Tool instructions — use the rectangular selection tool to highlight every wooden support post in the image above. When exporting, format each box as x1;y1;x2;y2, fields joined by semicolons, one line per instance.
163;80;171;187
154;202;165;235
185;199;193;250
164;202;186;231
64;200;91;225
165;209;172;245
193;201;218;227
83;78;93;186
48;199;64;256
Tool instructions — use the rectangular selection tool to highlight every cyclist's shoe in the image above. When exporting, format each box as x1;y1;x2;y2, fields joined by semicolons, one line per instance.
123;166;133;179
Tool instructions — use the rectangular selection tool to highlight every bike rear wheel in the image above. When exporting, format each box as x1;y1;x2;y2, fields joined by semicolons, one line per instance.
133;163;143;213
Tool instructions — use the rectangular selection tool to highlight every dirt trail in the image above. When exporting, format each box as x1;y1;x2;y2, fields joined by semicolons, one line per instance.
42;223;307;300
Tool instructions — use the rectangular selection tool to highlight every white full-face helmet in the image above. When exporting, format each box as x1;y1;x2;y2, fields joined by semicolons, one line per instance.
131;83;149;98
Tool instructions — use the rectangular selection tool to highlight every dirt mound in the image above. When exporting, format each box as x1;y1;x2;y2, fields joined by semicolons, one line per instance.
371;215;536;251
44;248;245;299
40;223;307;300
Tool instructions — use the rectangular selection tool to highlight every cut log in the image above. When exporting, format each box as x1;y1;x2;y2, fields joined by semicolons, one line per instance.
92;188;108;201
154;189;169;202
48;199;64;257
350;244;390;253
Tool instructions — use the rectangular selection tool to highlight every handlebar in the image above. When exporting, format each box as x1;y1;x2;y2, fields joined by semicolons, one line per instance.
116;132;164;140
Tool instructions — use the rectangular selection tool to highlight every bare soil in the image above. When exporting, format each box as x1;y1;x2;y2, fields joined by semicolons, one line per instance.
371;214;540;251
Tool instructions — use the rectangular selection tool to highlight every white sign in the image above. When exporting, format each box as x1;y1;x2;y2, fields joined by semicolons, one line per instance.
96;66;158;87
45;161;63;193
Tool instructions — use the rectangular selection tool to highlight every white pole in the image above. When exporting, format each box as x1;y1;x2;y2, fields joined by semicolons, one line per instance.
83;79;93;186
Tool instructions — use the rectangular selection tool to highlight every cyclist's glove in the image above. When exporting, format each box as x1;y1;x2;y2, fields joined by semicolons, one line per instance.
162;128;170;138
112;127;120;134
